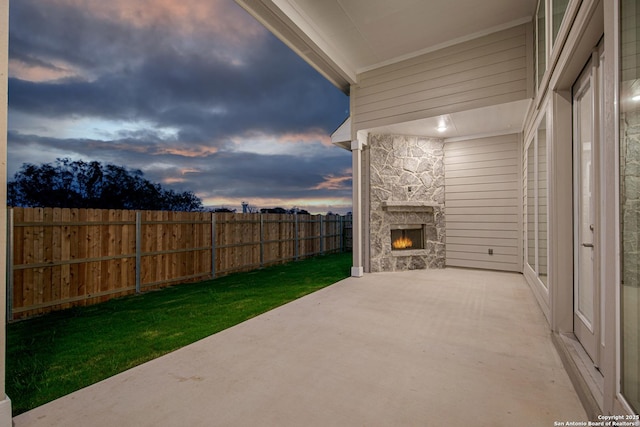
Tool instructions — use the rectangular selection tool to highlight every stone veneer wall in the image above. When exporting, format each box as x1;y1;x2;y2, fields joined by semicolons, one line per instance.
622;112;640;287
369;134;446;272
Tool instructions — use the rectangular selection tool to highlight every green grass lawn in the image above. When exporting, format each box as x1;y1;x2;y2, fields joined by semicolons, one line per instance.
8;252;352;416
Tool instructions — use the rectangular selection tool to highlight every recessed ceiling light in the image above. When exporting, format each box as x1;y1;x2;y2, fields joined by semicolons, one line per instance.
633;95;640;102
436;115;451;133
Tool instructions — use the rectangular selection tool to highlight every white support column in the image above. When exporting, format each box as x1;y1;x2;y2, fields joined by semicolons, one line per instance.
350;133;366;277
0;0;12;424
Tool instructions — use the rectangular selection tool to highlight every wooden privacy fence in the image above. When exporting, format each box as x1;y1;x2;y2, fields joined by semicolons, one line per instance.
7;208;352;320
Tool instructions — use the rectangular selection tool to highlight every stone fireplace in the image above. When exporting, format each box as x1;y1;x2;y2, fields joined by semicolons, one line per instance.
368;134;445;272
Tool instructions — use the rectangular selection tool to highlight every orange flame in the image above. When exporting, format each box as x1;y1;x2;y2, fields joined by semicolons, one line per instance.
392;236;413;249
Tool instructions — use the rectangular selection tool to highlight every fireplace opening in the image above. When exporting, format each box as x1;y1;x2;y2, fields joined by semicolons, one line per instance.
391;225;425;251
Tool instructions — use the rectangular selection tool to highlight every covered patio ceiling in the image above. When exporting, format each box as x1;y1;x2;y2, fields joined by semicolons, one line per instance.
332;99;532;147
371;100;532;140
236;0;537;143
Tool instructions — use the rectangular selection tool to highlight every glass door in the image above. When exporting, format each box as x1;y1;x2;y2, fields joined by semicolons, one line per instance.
573;52;601;367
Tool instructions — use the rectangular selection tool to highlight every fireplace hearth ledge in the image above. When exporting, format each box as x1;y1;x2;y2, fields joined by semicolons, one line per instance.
391;249;429;257
382;201;441;212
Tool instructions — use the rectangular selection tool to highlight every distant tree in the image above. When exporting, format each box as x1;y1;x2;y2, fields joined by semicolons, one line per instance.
213;207;236;213
258;207;312;215
260;207;287;214
162;190;204;212
8;158;203;211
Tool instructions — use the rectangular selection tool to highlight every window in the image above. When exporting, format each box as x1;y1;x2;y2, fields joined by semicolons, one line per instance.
537;121;548;285
536;0;547;88
552;0;569;43
526;112;548;288
527;144;536;268
537;0;570;92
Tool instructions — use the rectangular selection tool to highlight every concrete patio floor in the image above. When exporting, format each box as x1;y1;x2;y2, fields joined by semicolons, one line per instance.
13;268;587;426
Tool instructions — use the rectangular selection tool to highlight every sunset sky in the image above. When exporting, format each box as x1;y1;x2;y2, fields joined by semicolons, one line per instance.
7;0;352;214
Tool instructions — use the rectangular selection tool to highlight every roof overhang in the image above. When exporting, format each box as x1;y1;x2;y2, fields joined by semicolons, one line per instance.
235;0;536;94
234;0;355;94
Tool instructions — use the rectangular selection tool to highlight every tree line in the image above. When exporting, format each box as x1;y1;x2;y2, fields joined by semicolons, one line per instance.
8;158;203;211
8;159;338;215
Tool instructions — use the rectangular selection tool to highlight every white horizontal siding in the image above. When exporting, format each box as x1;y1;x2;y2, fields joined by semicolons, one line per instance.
446;190;519;200
357;65;525;109
445;221;519;231
445;157;520;170
446;182;519;194
444;134;521;272
447;236;519;247
352;24;531;131
359;25;526;85
446;206;519;215
445;134;522;154
446;174;520;186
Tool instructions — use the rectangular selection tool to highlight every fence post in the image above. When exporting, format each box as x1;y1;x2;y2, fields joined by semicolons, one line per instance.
135;211;141;294
211;212;216;279
294;213;299;261
6;208;13;322
259;214;264;268
319;215;324;255
339;215;344;253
